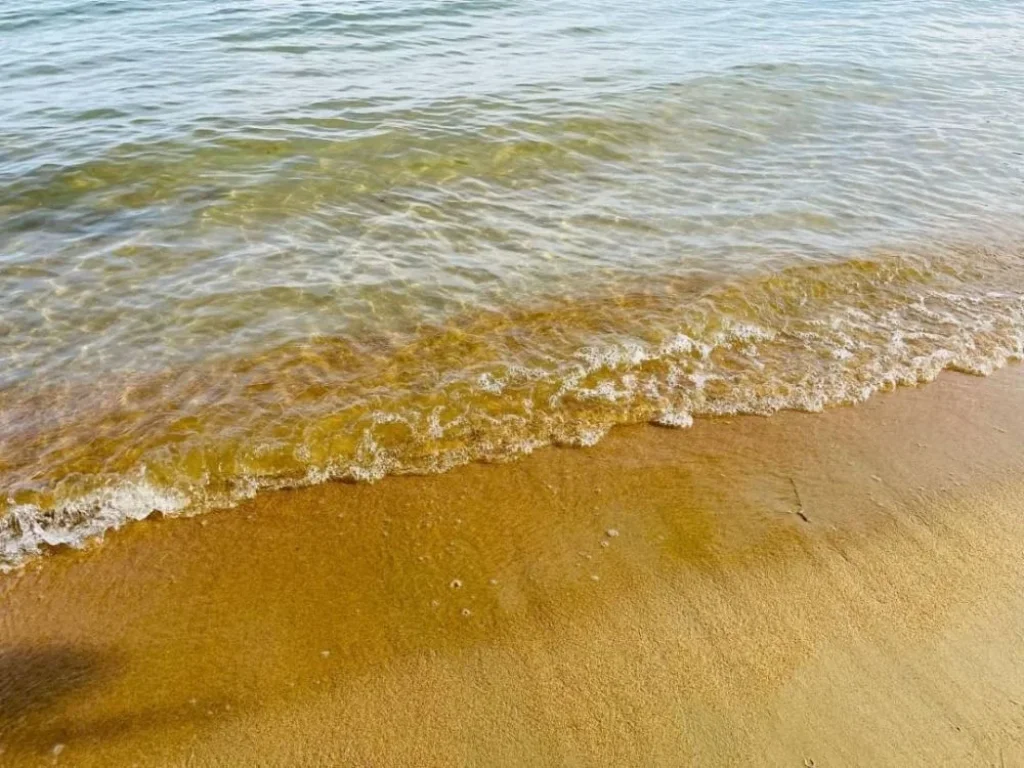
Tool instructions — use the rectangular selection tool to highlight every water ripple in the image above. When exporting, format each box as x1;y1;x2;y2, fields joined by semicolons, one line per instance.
2;0;1024;562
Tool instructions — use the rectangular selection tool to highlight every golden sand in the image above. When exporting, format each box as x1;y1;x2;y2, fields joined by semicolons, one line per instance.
3;368;1024;766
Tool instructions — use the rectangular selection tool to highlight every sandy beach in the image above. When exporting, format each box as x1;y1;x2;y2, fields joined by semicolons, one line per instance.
2;367;1024;766
5;1;1024;765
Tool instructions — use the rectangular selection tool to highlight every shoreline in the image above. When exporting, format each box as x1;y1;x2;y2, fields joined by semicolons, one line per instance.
4;367;1024;765
6;240;1024;569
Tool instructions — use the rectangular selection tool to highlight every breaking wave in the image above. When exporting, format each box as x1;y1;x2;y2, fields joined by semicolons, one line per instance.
3;242;1024;567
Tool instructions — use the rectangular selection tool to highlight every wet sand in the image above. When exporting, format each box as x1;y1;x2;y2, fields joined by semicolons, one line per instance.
3;367;1024;766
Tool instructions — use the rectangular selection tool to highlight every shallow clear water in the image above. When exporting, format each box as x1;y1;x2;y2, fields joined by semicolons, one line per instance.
3;0;1024;563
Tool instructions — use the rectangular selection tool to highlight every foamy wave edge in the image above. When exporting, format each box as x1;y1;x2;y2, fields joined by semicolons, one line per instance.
5;251;1024;570
3;335;1021;571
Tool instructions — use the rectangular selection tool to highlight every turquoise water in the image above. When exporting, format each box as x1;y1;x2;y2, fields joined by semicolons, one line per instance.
2;0;1024;564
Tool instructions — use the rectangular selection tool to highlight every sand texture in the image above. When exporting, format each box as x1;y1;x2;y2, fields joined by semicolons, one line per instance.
3;368;1024;766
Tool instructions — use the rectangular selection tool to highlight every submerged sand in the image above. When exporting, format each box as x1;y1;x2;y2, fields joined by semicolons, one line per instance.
3;367;1024;766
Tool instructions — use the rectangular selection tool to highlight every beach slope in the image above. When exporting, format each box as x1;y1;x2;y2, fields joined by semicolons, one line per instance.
3;368;1024;766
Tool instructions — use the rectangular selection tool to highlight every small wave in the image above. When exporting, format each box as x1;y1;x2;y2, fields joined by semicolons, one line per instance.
1;478;188;565
2;243;1024;568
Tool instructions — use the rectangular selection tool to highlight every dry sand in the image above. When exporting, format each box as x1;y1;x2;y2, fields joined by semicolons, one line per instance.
3;367;1024;766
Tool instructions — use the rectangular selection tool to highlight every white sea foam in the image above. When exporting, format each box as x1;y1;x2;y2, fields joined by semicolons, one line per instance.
4;252;1024;569
1;478;188;570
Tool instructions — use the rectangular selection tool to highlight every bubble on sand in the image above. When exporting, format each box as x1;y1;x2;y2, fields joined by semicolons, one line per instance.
488;578;498;585
52;744;65;757
606;528;619;537
590;574;600;582
320;650;330;658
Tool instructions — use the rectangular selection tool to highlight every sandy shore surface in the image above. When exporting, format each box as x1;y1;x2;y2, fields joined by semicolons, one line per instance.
3;367;1024;766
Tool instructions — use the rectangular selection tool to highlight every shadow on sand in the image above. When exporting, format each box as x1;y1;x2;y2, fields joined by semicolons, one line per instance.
0;644;234;760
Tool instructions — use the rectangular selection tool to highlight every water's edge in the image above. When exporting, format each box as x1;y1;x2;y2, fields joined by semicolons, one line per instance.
4;243;1023;569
